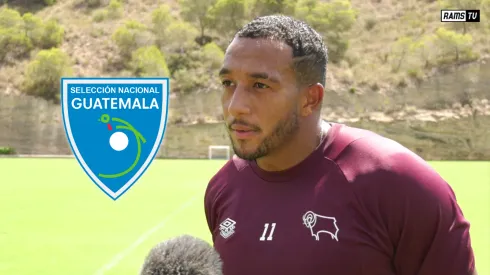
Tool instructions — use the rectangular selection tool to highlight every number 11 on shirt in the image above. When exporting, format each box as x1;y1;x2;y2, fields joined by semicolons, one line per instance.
260;223;277;241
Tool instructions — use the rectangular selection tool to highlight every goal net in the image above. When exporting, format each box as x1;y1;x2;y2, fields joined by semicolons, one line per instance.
208;145;231;160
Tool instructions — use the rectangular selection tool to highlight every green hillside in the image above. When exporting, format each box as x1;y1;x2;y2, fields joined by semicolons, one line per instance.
0;0;489;101
0;0;489;160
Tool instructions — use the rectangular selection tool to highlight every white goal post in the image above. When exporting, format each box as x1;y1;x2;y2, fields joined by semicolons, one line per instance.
208;145;231;160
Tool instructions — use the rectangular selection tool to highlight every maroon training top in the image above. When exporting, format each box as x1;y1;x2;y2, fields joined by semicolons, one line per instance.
204;123;475;275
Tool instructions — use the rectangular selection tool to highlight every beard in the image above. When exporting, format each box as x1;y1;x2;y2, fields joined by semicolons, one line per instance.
227;109;300;161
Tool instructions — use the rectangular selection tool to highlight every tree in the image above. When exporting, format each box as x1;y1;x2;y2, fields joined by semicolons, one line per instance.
160;21;199;54
251;0;296;17
391;36;416;72
160;21;200;74
209;0;250;37
294;0;318;19
179;0;217;45
412;34;437;69
152;4;174;49
433;27;477;64
295;0;357;63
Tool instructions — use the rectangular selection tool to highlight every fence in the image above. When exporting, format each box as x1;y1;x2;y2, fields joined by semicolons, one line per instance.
1;63;490;160
0;93;71;155
0;91;232;159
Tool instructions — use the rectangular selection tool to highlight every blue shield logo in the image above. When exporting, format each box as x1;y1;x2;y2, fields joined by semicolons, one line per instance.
61;78;169;200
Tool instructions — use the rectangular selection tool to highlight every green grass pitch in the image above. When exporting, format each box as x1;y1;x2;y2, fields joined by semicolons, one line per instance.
0;159;488;275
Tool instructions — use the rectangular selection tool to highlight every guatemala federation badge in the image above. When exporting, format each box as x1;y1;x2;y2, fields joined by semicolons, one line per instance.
61;77;169;200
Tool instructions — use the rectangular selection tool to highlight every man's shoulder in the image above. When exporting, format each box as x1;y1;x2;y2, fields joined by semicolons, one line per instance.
331;124;450;200
326;123;409;159
329;123;436;185
331;125;460;225
205;155;249;197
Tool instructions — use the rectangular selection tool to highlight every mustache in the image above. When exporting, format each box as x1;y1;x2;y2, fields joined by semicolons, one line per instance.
226;119;261;131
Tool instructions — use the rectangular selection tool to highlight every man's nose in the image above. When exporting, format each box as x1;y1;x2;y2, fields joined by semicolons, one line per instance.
227;85;251;117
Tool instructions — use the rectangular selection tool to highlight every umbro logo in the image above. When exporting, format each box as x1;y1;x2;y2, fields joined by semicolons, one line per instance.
219;218;236;239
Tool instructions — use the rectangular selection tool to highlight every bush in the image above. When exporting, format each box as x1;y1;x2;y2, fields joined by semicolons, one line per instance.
159;21;199;53
22;13;44;43
106;0;123;19
0;8;32;63
0;27;32;63
172;67;209;94
0;7;25;29
112;20;153;60
170;43;222;94
91;0;122;22
201;42;224;70
22;48;73;103
0;8;64;64
22;14;64;49
0;147;15;155
37;19;64;49
129;45;170;77
92;9;109;22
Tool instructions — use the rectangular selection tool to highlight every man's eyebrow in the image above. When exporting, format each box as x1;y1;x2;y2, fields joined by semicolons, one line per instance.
248;72;279;83
218;68;280;83
218;68;230;76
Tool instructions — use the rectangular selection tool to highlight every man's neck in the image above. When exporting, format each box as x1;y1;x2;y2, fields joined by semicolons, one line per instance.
255;120;329;172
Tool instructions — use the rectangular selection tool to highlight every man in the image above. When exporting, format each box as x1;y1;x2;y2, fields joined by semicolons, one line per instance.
204;15;476;275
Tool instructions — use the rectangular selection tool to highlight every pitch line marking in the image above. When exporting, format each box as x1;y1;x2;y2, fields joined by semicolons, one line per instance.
93;194;199;275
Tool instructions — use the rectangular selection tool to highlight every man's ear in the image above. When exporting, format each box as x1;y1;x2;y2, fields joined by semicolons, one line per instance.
300;83;324;117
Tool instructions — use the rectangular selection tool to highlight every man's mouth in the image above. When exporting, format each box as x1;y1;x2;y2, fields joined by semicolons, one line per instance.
229;124;259;139
231;124;254;132
232;130;257;139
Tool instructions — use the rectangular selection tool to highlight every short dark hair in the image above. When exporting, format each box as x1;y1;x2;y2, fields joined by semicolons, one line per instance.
235;15;328;87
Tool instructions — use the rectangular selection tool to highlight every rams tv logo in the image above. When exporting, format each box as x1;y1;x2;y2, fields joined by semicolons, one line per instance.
61;78;169;200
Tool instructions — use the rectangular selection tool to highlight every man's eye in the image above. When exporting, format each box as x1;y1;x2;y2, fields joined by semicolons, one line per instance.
253;82;269;89
222;80;233;87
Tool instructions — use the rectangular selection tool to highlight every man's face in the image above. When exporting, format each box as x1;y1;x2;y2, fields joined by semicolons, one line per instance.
219;37;302;160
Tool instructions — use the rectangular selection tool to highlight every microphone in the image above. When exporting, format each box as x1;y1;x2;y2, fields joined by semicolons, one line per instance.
140;234;223;275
